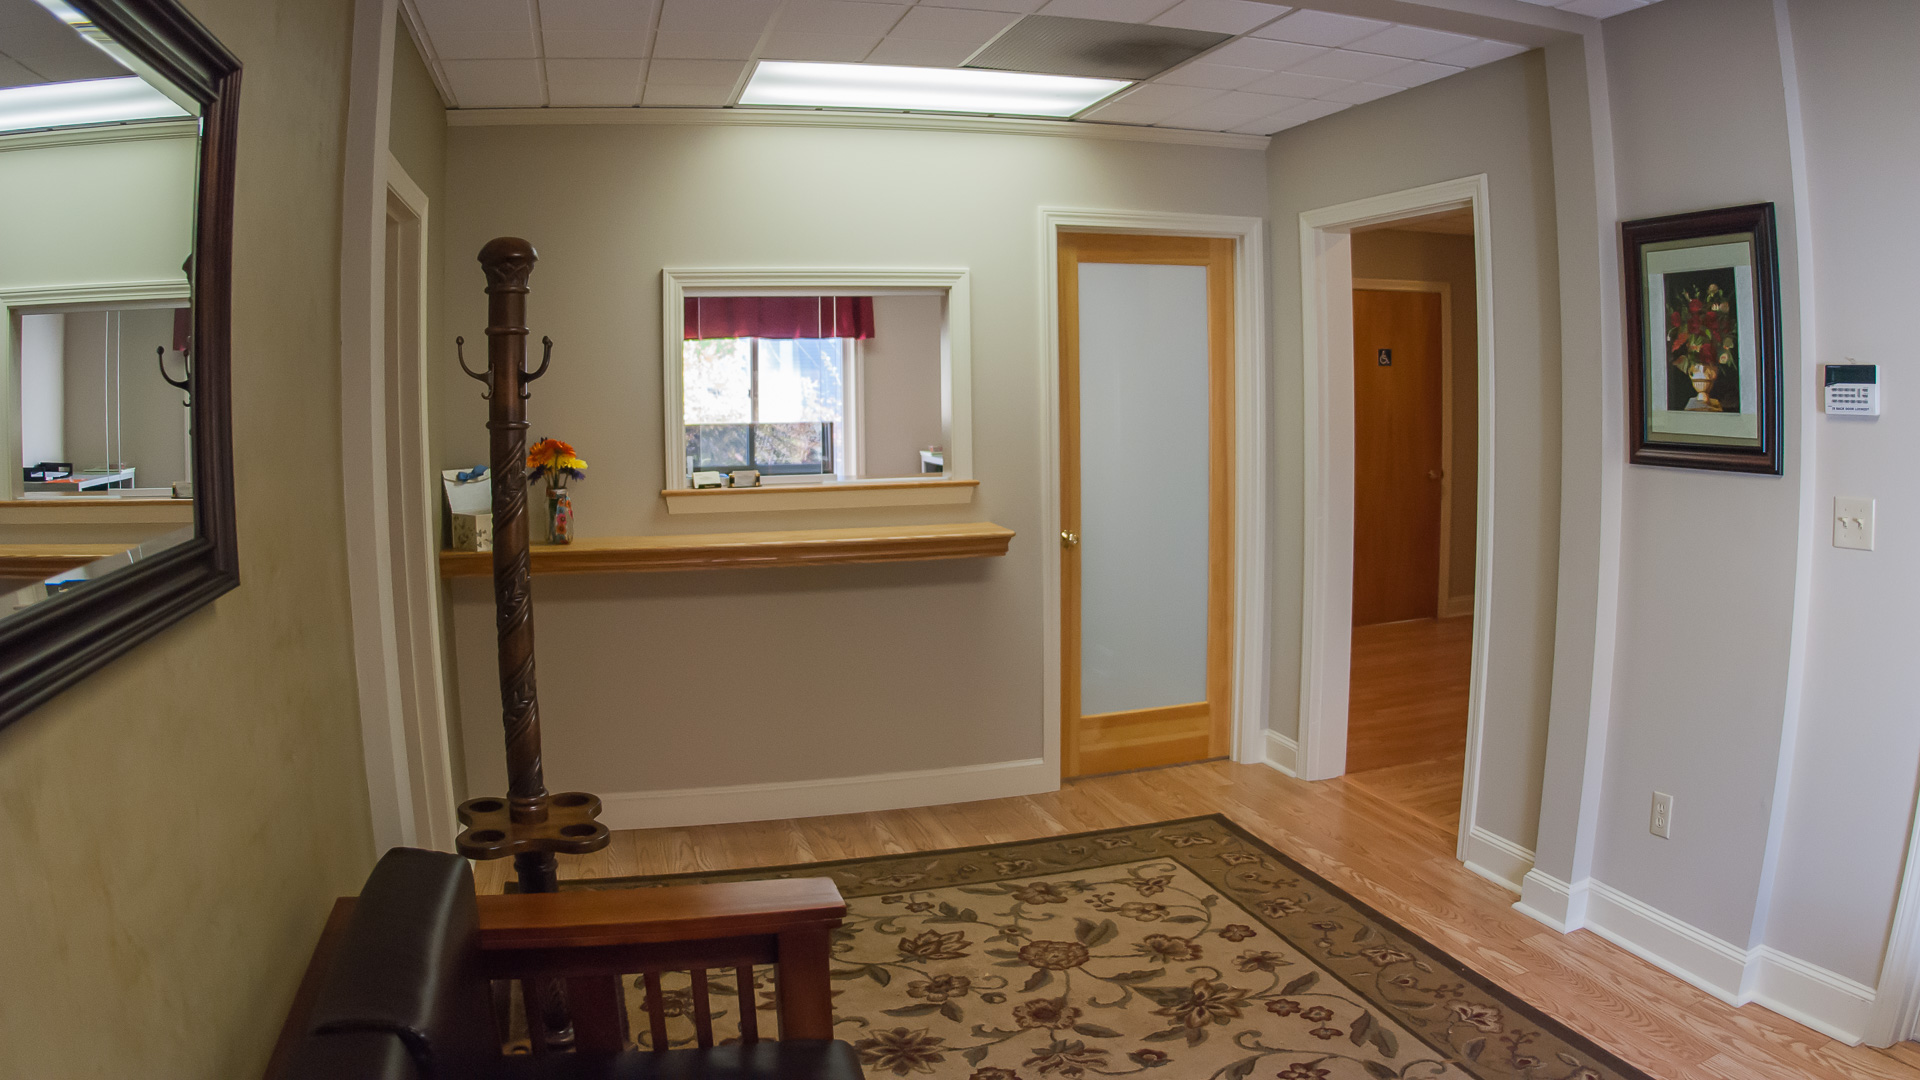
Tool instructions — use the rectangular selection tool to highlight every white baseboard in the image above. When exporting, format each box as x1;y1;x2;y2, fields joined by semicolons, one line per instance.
1583;880;1750;1005
1461;827;1532;893
1514;869;1586;932
596;756;1056;831
1442;594;1475;618
1264;730;1298;777
1751;946;1876;1045
1559;880;1875;1045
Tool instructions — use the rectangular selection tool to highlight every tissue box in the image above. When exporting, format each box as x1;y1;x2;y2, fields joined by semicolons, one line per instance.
451;511;493;552
451;511;495;549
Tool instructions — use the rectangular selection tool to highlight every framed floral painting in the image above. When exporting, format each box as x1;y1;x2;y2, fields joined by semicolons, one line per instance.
1624;202;1783;474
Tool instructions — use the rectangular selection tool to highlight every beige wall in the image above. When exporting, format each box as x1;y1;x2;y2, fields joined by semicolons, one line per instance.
438;122;1267;800
0;1;374;1077
860;293;943;479
1351;229;1479;606
1266;53;1562;850
0;130;196;293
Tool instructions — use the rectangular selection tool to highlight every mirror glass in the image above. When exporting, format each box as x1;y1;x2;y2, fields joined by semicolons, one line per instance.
680;292;946;484
0;0;203;607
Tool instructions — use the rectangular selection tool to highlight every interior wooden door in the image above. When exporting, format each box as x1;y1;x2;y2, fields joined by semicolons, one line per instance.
1352;288;1444;626
1059;232;1233;779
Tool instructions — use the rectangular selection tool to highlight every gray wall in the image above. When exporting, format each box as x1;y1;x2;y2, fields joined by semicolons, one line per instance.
0;0;375;1075
860;293;944;479
1764;0;1920;988
438;122;1268;800
1266;53;1563;851
1592;0;1806;953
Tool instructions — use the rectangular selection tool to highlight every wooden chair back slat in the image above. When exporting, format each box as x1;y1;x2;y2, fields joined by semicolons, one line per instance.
641;971;671;1051
689;968;715;1048
736;965;760;1044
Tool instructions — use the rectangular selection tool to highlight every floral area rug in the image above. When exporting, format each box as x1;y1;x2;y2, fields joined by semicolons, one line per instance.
559;815;1651;1080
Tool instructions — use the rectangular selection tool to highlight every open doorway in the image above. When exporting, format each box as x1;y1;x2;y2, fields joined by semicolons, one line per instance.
1344;210;1478;837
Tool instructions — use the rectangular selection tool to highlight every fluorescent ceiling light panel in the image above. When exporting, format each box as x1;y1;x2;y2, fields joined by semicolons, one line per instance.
0;76;188;134
739;61;1129;118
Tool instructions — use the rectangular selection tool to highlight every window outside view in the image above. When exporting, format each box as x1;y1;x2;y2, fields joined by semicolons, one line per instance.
683;337;845;477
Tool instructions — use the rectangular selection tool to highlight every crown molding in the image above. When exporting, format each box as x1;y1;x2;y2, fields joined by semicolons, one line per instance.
444;106;1270;150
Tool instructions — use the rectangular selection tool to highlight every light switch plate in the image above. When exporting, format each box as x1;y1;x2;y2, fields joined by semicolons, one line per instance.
1835;496;1875;551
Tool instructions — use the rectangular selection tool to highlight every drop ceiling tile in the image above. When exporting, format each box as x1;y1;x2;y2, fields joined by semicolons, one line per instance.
1370;59;1460;88
1320;80;1395;104
1082;81;1221;123
542;29;651;57
1252;9;1387;47
777;1;910;37
1239;68;1344;97
537;0;657;31
915;0;1045;12
642;82;736;106
1345;24;1476;61
1426;38;1528;68
0;57;38;89
1235;95;1349;132
889;5;1019;44
1155;61;1271;90
430;30;540;60
1203;36;1323;71
657;0;781;34
1158;89;1305;129
1149;0;1288;35
762;30;886;61
545;58;645;105
864;36;978;65
646;58;749;84
652;31;762;59
442;57;545;107
416;0;535;33
1035;0;1180;23
1284;47;1404;81
1559;0;1648;16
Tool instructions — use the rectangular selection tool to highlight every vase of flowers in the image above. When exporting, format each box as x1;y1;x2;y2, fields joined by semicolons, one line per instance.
526;437;587;545
1667;281;1736;412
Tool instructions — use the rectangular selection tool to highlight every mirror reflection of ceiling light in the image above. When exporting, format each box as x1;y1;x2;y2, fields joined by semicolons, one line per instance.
0;77;190;135
738;61;1130;119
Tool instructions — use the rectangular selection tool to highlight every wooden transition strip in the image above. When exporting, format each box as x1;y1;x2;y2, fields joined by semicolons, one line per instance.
438;521;1015;577
0;543;132;578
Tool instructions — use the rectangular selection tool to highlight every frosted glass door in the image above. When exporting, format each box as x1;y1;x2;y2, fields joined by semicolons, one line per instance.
1076;262;1210;715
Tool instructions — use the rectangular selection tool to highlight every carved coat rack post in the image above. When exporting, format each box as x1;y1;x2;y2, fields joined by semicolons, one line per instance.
453;237;609;895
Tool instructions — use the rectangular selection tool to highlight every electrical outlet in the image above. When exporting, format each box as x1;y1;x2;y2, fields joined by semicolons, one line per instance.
1835;497;1876;551
1650;792;1674;839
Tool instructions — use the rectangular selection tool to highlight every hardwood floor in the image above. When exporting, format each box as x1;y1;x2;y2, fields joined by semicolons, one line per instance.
477;762;1920;1080
1347;614;1473;833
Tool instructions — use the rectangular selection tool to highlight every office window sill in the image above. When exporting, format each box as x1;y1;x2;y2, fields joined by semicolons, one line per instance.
439;522;1013;577
660;478;976;515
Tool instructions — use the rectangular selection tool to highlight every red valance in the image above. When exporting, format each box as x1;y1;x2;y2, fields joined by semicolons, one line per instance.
684;296;875;341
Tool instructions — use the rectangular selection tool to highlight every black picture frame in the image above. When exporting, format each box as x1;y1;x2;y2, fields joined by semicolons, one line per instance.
0;0;241;732
1623;202;1783;475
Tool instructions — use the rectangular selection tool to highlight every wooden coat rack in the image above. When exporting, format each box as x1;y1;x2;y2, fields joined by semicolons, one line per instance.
452;237;609;895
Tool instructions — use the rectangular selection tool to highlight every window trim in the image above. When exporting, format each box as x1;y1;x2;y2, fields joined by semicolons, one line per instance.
661;268;973;503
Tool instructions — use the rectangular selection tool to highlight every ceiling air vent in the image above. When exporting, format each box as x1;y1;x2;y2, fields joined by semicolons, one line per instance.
965;15;1232;82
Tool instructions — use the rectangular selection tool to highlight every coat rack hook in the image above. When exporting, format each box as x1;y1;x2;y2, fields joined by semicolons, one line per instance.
156;345;192;404
520;336;553;399
456;335;492;399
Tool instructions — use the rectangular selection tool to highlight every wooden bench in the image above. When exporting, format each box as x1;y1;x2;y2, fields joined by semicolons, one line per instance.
267;848;864;1079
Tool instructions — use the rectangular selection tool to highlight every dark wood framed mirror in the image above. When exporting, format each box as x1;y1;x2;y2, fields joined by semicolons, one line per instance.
0;0;239;730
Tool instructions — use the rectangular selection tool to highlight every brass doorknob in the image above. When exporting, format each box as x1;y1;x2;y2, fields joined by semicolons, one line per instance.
1061;531;1079;548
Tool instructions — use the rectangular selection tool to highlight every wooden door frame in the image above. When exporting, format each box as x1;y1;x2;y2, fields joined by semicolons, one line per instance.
1297;176;1500;876
1353;277;1458;620
1039;208;1269;783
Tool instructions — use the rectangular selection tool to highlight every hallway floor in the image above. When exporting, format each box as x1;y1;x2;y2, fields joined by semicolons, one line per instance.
485;761;1918;1079
1347;614;1474;835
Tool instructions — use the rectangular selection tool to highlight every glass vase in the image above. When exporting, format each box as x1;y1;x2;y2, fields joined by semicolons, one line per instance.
546;483;573;545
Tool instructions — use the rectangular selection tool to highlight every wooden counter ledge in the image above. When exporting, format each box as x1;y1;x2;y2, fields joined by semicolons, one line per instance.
439;522;1014;577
